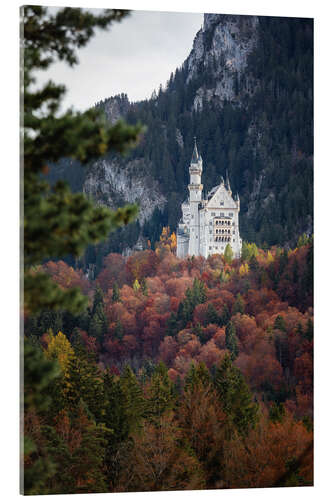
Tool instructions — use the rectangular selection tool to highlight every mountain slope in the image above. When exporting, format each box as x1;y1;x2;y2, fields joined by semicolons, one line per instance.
49;13;313;267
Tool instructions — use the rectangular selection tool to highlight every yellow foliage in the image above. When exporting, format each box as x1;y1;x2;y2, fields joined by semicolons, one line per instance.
239;262;249;276
133;279;141;292
170;232;177;249
44;331;75;373
267;251;274;264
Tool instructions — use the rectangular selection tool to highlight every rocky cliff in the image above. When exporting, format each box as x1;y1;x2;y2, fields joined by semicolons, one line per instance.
186;14;259;110
84;94;167;225
83;156;166;225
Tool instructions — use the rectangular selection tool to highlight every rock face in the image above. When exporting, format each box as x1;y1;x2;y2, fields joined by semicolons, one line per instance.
83;157;166;225
84;94;167;226
95;94;131;124
186;14;258;110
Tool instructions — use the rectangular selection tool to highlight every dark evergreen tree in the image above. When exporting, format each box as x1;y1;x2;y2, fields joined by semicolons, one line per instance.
225;321;239;360
214;354;258;436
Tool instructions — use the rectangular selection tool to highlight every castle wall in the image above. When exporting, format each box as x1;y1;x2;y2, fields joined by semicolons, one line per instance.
176;233;189;258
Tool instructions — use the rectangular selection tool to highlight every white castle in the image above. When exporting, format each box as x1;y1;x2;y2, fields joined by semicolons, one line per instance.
176;139;242;259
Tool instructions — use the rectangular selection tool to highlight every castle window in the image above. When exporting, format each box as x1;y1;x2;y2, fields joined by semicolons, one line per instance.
220;202;224;206
211;212;215;216
229;212;233;217
209;246;212;250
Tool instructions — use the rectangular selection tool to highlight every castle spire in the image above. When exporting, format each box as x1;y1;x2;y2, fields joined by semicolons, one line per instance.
226;170;231;192
191;137;200;164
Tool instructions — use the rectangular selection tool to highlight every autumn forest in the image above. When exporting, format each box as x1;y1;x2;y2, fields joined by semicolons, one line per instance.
24;233;313;493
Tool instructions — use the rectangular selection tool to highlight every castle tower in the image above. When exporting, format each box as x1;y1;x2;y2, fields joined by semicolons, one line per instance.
188;138;203;256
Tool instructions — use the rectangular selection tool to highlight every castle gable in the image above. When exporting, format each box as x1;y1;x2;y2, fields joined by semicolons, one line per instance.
206;183;237;209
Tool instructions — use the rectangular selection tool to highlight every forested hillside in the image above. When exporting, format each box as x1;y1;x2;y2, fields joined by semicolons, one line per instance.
53;14;313;270
23;6;314;496
24;236;313;493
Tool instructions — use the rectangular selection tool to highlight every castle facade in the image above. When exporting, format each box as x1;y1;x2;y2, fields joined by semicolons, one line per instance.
176;140;242;259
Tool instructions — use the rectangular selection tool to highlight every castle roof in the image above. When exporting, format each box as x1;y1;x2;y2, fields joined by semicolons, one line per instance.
205;182;237;209
191;138;200;164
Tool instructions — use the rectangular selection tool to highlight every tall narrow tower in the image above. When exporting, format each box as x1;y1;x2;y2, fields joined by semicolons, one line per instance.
188;138;203;256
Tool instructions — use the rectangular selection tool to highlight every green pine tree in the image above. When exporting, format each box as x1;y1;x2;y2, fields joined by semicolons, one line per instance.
205;303;220;325
232;293;245;315
224;243;234;263
145;362;175;423
23;6;142;315
225;321;239;360
112;282;120;302
215;354;258;436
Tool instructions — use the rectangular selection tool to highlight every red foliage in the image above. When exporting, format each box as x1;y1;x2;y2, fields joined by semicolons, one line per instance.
96;253;127;292
159;336;178;365
44;260;91;294
164;277;193;300
198;341;226;369
126;250;159;282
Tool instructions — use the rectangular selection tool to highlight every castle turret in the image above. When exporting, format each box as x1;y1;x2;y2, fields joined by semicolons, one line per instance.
188;138;203;256
236;192;240;209
226;170;231;193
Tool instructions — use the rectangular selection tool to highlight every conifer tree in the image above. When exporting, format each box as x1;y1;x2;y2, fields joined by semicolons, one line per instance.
184;362;211;392
225;321;239;360
44;330;75;373
214;354;258;436
166;311;178;337
23;341;62;494
102;371;130;486
22;6;142;314
141;277;148;296
88;286;108;342
220;303;231;326
145;362;175;423
205;303;220;325
111;282;120;302
120;365;145;434
224;243;234;263
232;293;245;315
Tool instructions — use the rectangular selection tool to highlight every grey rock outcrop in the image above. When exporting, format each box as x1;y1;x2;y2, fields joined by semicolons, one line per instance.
186;14;259;110
83;157;166;225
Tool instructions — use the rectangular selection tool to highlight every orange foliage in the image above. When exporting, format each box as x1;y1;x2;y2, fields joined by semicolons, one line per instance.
126;250;158;282
223;410;313;488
